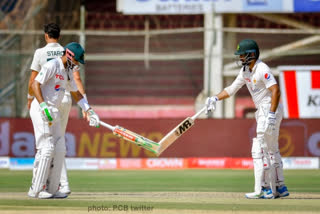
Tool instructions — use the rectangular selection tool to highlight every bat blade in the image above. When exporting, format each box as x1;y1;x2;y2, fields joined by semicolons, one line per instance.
113;126;160;154
156;117;195;155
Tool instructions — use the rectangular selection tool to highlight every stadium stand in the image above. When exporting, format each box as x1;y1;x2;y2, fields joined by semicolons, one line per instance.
85;0;204;110
85;60;203;105
2;0;319;118
82;0;320;119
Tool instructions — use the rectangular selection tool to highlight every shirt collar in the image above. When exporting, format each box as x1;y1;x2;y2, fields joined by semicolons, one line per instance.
252;59;261;73
45;42;62;47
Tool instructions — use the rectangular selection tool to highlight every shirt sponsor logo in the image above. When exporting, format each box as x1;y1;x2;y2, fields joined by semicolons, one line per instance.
245;78;251;82
55;74;64;80
264;73;271;80
55;85;61;91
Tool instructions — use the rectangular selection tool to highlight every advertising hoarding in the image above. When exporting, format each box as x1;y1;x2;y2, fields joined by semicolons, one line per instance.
118;0;294;14
1;118;320;158
279;66;320;119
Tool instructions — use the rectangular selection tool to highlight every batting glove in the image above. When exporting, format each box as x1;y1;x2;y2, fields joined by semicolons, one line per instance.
205;96;218;115
265;111;276;135
87;109;100;128
39;102;53;123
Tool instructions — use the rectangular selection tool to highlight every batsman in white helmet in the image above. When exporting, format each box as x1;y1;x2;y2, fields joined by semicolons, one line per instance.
29;42;99;199
205;39;289;199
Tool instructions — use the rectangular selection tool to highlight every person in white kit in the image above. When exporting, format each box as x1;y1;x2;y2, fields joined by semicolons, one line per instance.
205;39;289;199
28;41;99;199
27;23;87;197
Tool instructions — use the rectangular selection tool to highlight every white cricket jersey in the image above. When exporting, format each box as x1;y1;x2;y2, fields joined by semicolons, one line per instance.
34;58;77;107
30;43;64;72
30;43;72;96
224;60;277;108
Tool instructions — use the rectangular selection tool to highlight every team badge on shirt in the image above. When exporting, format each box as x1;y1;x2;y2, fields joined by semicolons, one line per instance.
264;73;271;80
253;79;256;84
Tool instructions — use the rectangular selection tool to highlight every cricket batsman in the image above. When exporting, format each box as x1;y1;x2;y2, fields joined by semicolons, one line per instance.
28;42;99;198
27;23;86;197
205;39;289;199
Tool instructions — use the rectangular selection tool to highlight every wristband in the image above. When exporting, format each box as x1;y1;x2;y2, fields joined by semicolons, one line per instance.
83;94;88;101
77;98;90;112
27;94;34;99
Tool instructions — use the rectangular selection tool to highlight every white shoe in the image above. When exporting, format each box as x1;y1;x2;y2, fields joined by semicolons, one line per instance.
59;185;71;195
28;186;53;199
38;191;53;199
245;191;264;199
27;187;36;198
53;191;68;199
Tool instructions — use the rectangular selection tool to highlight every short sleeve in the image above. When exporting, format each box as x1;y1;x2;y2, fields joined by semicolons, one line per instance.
35;62;55;85
260;69;277;89
30;49;41;72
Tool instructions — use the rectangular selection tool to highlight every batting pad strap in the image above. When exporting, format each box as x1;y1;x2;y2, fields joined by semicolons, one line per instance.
77;98;90;112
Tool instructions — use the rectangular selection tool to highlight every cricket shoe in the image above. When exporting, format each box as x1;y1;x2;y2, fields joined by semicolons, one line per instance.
38;191;54;199
52;191;68;199
261;187;274;199
275;185;289;198
59;185;71;195
245;191;264;199
27;187;36;198
28;187;54;199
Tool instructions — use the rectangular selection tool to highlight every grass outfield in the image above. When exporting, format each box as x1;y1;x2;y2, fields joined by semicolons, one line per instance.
0;169;320;213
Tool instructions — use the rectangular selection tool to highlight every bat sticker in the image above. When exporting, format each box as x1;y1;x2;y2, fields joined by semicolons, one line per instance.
175;119;194;136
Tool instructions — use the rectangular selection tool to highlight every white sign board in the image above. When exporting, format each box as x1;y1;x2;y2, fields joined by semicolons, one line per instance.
117;0;294;14
282;157;319;169
279;66;320;118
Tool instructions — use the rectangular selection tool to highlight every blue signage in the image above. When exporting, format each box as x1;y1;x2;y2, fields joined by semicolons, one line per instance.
10;158;34;169
294;0;320;12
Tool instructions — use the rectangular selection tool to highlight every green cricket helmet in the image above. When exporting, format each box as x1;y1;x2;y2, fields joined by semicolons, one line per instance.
234;39;259;66
65;42;85;64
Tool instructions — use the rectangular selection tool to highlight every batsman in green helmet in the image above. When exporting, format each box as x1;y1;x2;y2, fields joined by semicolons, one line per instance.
30;42;100;199
234;39;260;66
205;39;289;199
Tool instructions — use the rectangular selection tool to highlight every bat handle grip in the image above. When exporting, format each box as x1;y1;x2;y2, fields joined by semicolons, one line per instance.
191;106;206;120
99;121;115;131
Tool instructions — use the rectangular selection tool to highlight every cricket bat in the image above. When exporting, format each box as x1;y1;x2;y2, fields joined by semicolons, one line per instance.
156;106;207;155
99;121;160;154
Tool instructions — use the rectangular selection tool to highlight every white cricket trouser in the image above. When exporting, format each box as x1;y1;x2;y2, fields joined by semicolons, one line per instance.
30;100;66;195
30;94;72;190
252;103;285;193
59;93;72;187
